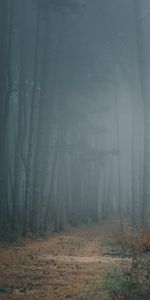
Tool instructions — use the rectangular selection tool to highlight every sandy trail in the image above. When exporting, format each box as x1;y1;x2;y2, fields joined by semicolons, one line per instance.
0;220;122;300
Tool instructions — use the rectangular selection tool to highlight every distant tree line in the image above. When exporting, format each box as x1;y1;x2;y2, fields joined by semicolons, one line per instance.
0;0;149;238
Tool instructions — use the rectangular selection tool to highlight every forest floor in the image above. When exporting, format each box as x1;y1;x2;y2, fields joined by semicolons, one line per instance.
0;219;124;300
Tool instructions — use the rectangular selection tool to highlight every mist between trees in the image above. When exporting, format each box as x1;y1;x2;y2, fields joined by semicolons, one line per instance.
0;0;150;238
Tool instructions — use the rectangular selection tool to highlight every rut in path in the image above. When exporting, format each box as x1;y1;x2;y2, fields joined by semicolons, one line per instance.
40;237;122;264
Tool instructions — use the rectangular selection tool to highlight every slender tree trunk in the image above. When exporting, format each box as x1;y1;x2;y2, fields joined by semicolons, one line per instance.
0;0;11;233
32;15;50;234
134;0;150;227
12;2;27;233
113;66;123;230
23;4;41;235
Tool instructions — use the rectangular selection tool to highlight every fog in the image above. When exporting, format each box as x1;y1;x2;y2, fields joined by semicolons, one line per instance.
0;0;150;236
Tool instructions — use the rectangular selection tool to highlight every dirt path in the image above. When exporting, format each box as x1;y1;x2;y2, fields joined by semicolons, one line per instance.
0;220;122;300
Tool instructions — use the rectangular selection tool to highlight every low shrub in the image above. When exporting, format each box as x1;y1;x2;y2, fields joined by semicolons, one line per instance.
104;227;150;299
104;267;130;299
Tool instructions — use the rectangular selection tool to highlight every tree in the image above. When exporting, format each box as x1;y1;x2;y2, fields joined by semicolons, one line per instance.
134;0;150;227
0;0;14;234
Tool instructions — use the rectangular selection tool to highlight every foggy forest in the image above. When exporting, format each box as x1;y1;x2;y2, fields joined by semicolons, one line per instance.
0;0;150;299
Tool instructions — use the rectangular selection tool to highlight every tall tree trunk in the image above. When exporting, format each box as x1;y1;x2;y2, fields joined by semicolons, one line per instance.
113;65;123;229
23;4;41;235
12;2;27;233
0;0;12;233
134;0;150;227
31;15;51;234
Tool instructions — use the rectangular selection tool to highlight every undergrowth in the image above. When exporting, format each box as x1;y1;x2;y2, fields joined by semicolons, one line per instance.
104;226;150;299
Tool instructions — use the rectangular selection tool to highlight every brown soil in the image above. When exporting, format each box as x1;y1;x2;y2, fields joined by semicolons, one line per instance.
0;219;123;300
